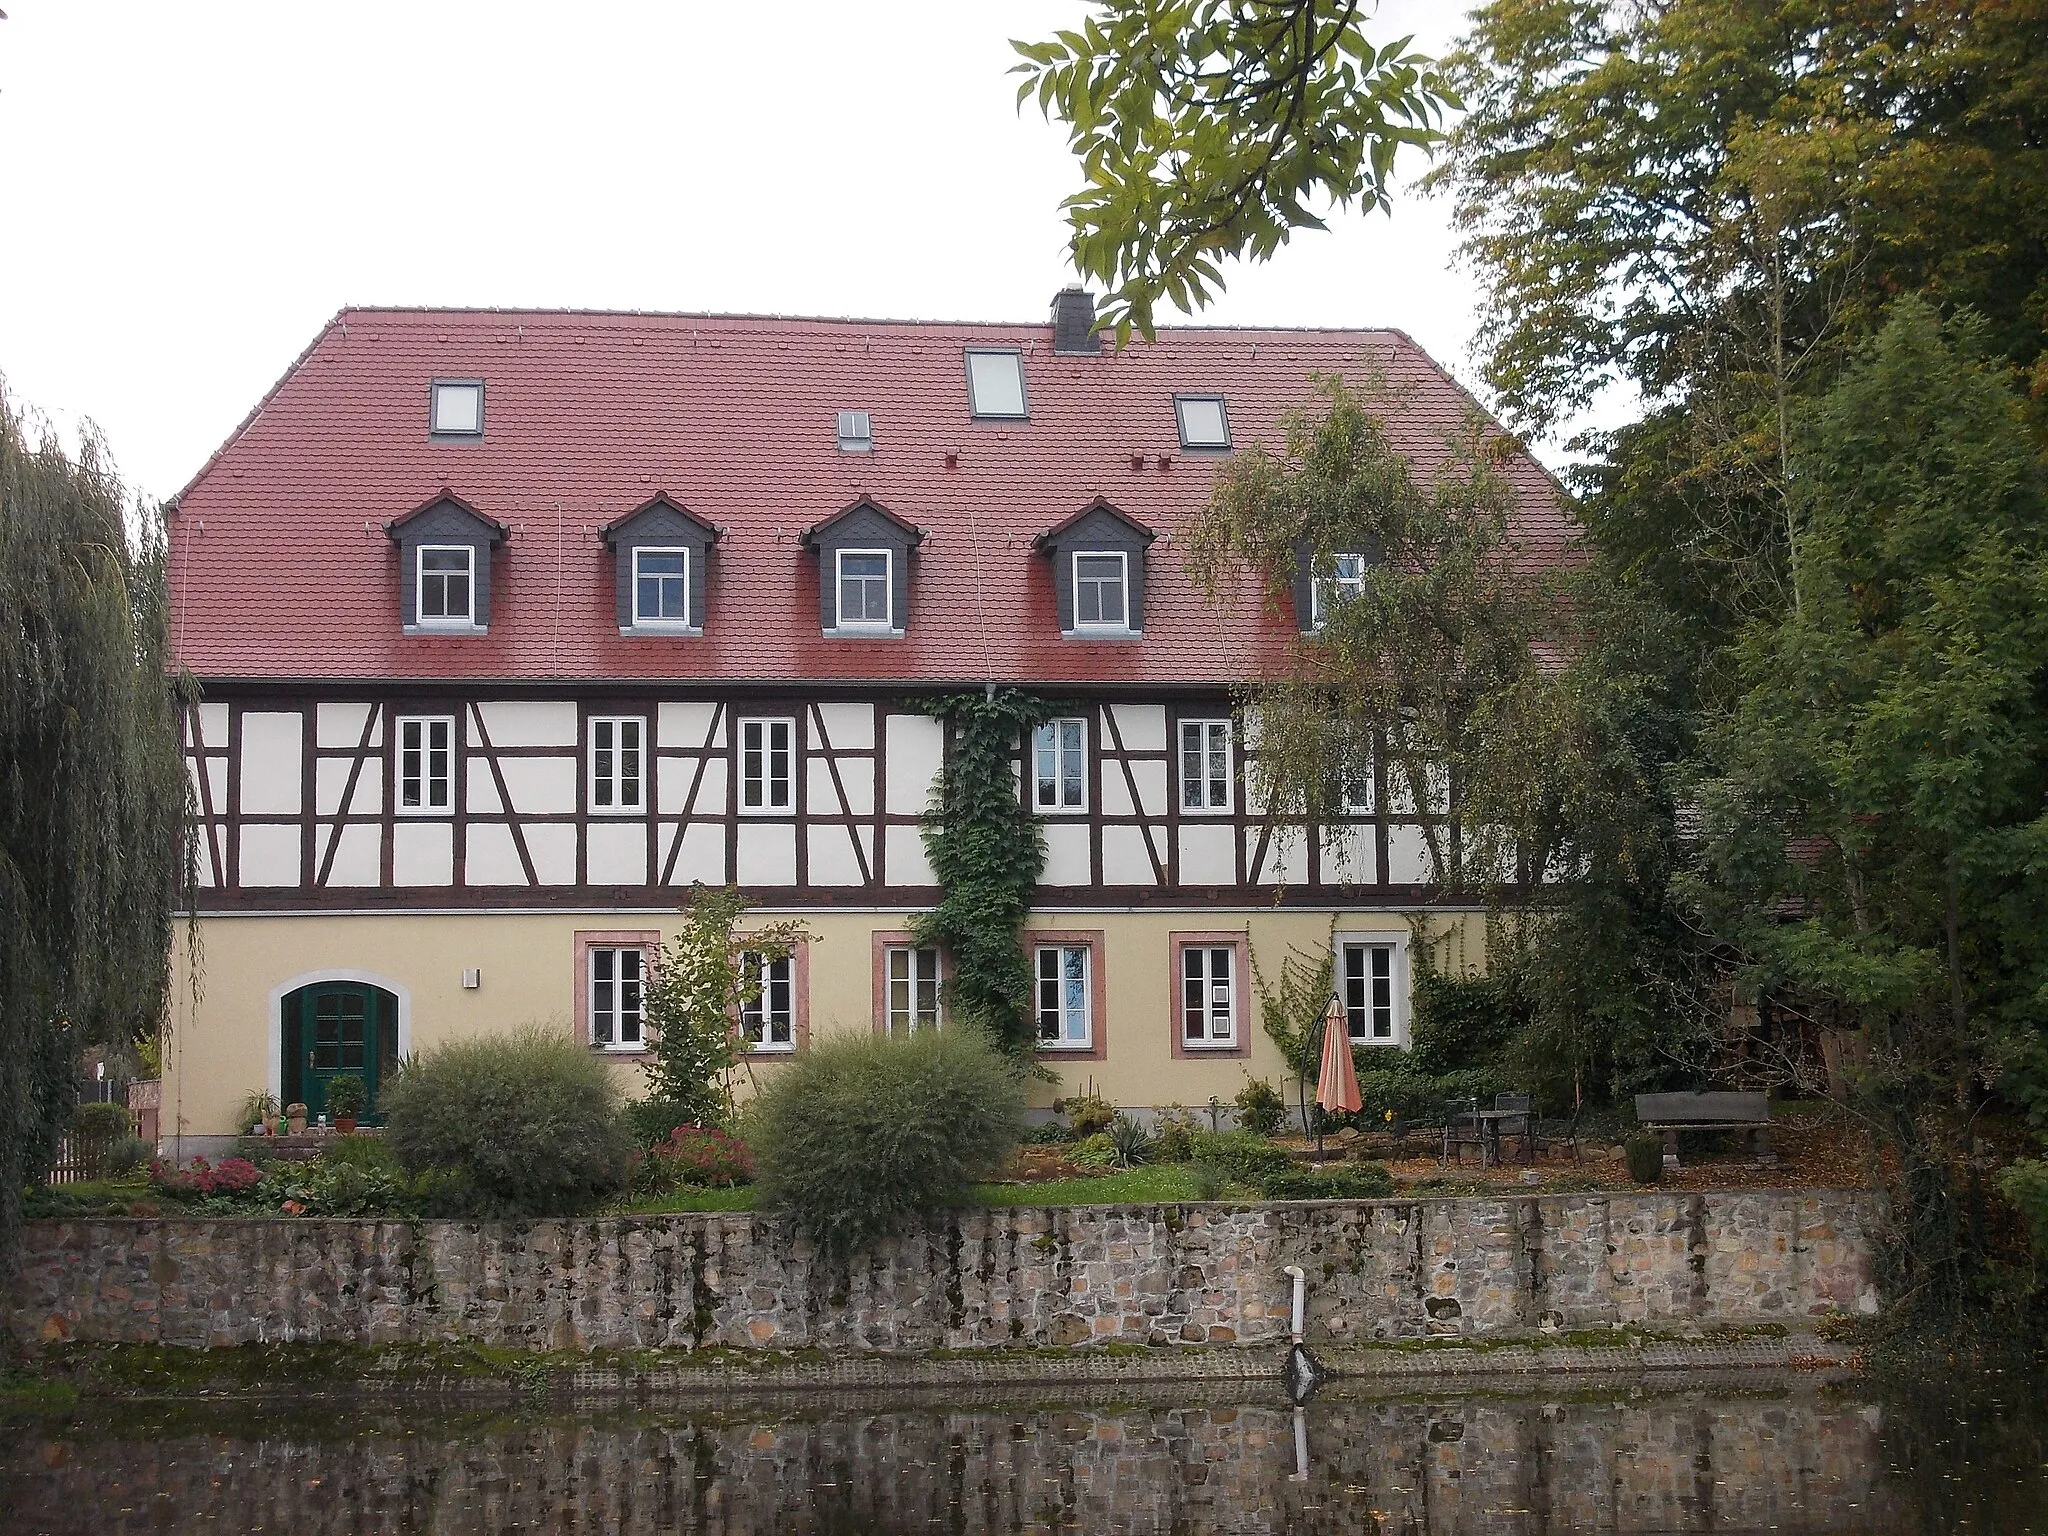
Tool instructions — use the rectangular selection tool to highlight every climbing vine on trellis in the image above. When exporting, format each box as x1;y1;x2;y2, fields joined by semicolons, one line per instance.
912;689;1058;1056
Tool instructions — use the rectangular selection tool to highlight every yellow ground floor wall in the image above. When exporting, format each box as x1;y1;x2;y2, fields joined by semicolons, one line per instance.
162;907;1488;1140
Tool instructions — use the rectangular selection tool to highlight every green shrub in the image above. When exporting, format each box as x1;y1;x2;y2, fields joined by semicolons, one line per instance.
1260;1162;1395;1201
747;1027;1024;1256
319;1132;404;1174
105;1136;151;1177
74;1102;132;1139
1999;1160;2048;1257
1069;1132;1119;1169
1151;1104;1199;1162
276;1145;417;1217
381;1026;633;1218
1625;1134;1666;1185
1190;1129;1293;1189
324;1074;366;1118
1106;1114;1151;1166
634;1125;753;1193
1187;1161;1228;1201
1233;1078;1287;1137
625;1098;705;1149
1022;1120;1075;1145
1407;970;1529;1076
1354;1065;1514;1127
1062;1091;1116;1137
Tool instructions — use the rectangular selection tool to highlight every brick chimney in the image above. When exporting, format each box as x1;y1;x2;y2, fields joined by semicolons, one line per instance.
1051;287;1101;355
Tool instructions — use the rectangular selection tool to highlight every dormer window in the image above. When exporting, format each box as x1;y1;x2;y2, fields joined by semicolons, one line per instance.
1175;395;1231;450
837;411;873;452
430;380;484;436
633;548;690;627
804;498;922;637
965;349;1028;419
601;495;719;637
417;546;474;627
1313;552;1370;627
1034;498;1155;639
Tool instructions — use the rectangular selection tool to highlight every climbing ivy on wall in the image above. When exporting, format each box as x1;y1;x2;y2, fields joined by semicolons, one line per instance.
912;690;1056;1056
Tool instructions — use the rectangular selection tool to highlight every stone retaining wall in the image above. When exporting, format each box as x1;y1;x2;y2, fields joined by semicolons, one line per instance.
8;1189;1881;1353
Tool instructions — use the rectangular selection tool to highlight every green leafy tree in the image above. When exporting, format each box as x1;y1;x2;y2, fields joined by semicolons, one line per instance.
1687;299;2048;1309
642;884;806;1126
1;390;190;1265
1012;1;1454;343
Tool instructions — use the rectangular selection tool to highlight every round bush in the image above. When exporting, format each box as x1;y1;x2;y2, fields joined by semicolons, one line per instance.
381;1026;632;1217
1233;1078;1288;1137
1625;1134;1666;1185
747;1026;1024;1256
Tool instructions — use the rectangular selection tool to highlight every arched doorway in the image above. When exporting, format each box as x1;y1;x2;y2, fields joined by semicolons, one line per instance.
280;980;399;1123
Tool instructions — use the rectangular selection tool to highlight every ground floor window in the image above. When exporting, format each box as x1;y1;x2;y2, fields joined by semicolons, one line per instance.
1179;943;1236;1047
1340;938;1403;1044
589;945;645;1049
741;951;795;1052
885;945;942;1036
1036;944;1092;1049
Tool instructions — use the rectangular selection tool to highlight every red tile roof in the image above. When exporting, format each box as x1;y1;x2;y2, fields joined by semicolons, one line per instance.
167;306;1572;685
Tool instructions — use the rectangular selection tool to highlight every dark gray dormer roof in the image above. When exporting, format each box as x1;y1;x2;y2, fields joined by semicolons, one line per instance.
599;493;723;549
382;488;507;544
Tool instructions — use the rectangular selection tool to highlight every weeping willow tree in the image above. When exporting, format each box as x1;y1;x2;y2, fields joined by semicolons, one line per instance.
0;386;190;1264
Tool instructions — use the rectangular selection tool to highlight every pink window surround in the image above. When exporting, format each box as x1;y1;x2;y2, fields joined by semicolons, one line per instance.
869;931;953;1036
1167;930;1253;1060
1029;928;1109;1063
737;932;813;1057
573;929;661;1059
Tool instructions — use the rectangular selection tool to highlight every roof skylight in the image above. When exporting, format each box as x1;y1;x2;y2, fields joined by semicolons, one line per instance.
1175;395;1230;450
837;410;873;452
965;349;1028;419
430;379;484;436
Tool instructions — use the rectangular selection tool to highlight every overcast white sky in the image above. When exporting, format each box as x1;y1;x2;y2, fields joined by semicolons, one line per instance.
0;1;1488;502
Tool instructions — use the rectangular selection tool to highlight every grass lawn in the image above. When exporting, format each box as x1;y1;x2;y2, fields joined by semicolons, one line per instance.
612;1186;759;1214
612;1163;1216;1216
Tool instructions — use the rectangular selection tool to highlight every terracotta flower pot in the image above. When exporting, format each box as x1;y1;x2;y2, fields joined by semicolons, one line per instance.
335;1116;358;1134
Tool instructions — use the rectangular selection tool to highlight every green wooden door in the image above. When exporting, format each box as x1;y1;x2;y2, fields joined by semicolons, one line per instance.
282;982;391;1123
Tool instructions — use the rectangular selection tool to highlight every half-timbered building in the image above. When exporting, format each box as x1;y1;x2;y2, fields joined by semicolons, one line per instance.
161;290;1569;1151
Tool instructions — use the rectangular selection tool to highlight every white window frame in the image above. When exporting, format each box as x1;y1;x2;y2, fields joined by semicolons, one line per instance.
395;715;455;815
740;950;795;1052
833;547;895;632
415;544;476;629
1180;943;1237;1048
1337;933;1409;1048
1035;943;1092;1050
589;945;646;1051
1337;748;1375;816
885;945;943;1036
1178;718;1233;814
429;379;484;436
1174;394;1231;450
737;716;797;815
964;348;1028;419
1071;550;1130;633
1312;552;1370;629
631;547;691;629
588;716;646;814
1032;717;1088;814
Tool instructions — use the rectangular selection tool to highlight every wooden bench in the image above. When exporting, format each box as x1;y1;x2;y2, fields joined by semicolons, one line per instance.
1633;1091;1776;1167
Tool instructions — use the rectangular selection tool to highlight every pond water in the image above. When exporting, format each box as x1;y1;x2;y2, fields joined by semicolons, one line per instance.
3;1370;2044;1534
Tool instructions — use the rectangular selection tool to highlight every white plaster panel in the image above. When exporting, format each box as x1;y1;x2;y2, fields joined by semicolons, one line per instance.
883;823;937;886
1386;824;1436;885
392;822;454;887
316;758;373;817
187;757;226;814
192;834;217;888
318;823;380;887
807;823;866;887
1101;825;1159;886
1107;703;1166;752
238;712;303;816
587;822;648;886
814;701;875;751
737;823;798;887
497;756;578;816
315;702;378;750
658;700;723;749
1260;825;1310;886
196;702;230;749
475;700;578;748
1130;760;1168;818
523;823;578;886
238;823;301;887
668;821;727;885
464;823;527;886
835;756;875;816
1178;823;1237;886
1317;825;1376;884
658;755;725;815
807;758;845;814
1040;822;1092;886
1386;764;1450;815
465;759;502;815
884;713;945;816
1100;766;1134;819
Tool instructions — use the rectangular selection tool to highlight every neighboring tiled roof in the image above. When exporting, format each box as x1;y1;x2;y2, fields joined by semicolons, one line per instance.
167;306;1573;685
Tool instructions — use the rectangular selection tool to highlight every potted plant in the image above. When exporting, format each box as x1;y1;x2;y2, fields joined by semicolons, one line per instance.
285;1101;309;1136
325;1074;366;1134
236;1090;280;1138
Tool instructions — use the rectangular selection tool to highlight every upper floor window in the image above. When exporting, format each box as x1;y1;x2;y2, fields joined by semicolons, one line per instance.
965;349;1027;418
589;717;645;813
1340;938;1402;1045
1180;943;1237;1047
885;945;943;1036
1179;719;1232;813
740;951;795;1052
396;715;454;814
633;548;690;627
835;549;893;629
1336;750;1374;815
1033;718;1087;812
430;379;484;436
416;546;474;627
589;946;645;1050
739;717;796;814
837;410;873;452
1035;943;1092;1049
1175;395;1231;450
1073;552;1129;631
1313;552;1370;627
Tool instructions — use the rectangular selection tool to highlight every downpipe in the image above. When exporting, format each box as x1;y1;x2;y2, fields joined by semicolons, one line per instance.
1280;1265;1322;1481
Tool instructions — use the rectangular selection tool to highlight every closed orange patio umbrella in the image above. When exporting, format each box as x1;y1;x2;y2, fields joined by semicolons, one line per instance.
1315;997;1362;1118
